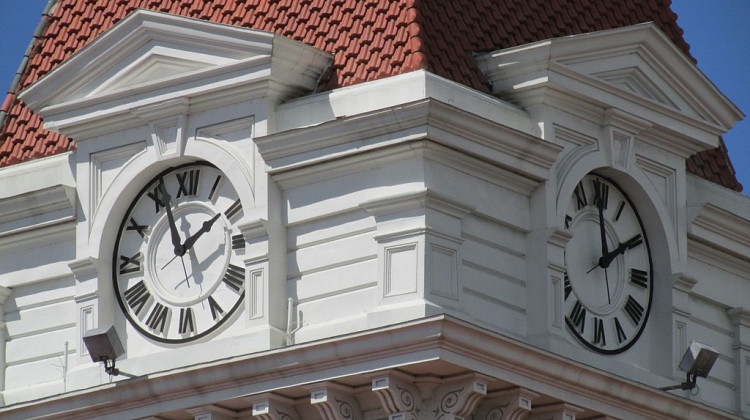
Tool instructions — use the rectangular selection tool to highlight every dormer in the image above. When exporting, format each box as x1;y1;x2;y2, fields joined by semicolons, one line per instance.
19;9;332;140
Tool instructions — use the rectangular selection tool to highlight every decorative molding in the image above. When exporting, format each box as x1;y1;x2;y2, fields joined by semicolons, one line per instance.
384;243;418;297
690;203;750;260
552;125;598;208
90;141;145;220
195;117;256;198
259;99;560;184
371;371;421;420
429;243;458;300
475;387;540;420
249;268;264;320
637;154;677;230
307;383;362;420
0;185;76;228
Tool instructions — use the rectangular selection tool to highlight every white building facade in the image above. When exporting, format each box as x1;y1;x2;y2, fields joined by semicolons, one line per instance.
0;9;748;420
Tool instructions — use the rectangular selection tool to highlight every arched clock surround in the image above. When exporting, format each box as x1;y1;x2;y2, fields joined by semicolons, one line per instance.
555;165;677;372
86;139;257;346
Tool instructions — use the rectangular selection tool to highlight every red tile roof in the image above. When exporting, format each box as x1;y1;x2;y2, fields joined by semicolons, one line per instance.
0;0;742;191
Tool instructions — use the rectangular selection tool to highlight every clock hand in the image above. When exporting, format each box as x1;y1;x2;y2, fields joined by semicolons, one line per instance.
159;178;184;256
181;213;221;252
178;255;191;288
599;234;642;268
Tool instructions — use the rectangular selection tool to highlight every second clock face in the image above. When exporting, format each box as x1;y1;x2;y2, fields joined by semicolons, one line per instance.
113;162;246;344
563;174;653;354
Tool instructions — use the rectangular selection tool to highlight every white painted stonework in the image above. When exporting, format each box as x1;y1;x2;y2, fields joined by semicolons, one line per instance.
0;11;748;420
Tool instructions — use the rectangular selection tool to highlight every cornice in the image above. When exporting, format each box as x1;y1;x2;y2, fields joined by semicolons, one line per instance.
689;203;750;263
0;316;740;420
258;98;561;184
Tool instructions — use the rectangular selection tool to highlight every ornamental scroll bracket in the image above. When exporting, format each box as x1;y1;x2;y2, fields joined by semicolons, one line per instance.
474;387;540;420
371;370;422;420
306;382;363;420
423;373;492;420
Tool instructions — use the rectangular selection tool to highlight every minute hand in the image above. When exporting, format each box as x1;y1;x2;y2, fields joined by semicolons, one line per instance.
181;213;221;252
599;235;642;268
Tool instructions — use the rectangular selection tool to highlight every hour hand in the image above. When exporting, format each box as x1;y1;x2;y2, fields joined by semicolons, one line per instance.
159;178;184;255
600;234;642;268
181;213;221;252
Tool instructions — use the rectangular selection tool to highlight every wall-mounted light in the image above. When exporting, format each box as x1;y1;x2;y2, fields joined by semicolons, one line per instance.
660;341;719;392
82;326;125;376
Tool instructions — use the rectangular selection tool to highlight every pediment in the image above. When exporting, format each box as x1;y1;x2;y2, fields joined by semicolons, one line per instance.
19;9;331;133
477;23;743;135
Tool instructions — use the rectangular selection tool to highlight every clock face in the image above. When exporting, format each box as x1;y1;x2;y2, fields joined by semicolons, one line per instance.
563;174;652;354
113;162;246;344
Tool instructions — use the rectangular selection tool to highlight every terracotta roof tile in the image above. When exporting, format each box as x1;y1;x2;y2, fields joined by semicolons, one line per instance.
0;0;741;191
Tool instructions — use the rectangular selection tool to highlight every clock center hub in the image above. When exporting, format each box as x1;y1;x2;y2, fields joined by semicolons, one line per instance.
146;202;230;306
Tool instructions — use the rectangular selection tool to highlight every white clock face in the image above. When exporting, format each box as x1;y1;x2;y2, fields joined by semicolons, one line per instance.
563;174;652;354
113;162;246;344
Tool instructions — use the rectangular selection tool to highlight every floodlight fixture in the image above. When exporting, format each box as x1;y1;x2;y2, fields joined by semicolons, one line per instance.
660;341;719;392
82;325;125;376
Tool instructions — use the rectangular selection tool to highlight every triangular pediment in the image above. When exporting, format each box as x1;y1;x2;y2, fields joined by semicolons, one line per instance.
477;23;743;135
19;9;332;131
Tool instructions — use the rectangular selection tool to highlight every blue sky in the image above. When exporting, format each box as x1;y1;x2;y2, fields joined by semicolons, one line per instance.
1;1;748;193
